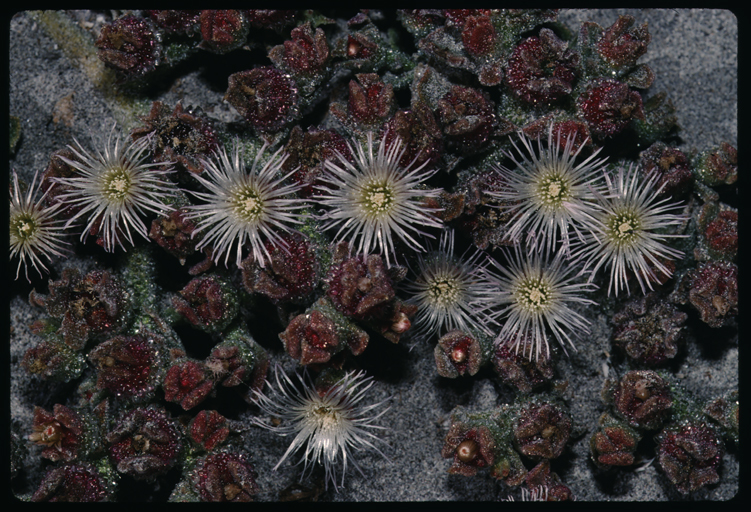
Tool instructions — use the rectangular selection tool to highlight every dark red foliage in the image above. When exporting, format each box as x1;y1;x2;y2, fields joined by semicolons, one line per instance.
281;309;345;365
326;246;395;320
30;268;130;350
382;102;444;170
150;208;201;264
597;15;651;69
610;370;672;430
437;85;497;155
704;210;738;257
243;10;297;30
163;359;215;410
505;29;579;105
513;401;571;460
107;406;183;479
576;78;645;138
88;335;160;399
269;22;329;76
491;343;554;393
347;73;395;127
694;142;737;186
199;10;248;54
225;67;298;132
346;32;378;60
241;231;318;305
590;413;641;468
678;262;738;328
441;424;497;477
525;460;574;501
434;330;483;378
96;16;161;77
31;462;111;502
612;292;687;366
146;10;200;33
131;101;219;175
461;15;496;56
281;125;352;198
173;275;238;333
189;410;230;451
190;451;258;501
639;142;693;197
443;9;491;26
657;421;723;494
29;404;85;462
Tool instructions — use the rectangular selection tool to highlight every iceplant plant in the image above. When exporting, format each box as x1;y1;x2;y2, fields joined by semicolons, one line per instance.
572;165;688;296
480;246;597;361
402;228;498;340
53;126;176;252
316;130;443;267
250;365;390;491
185;142;308;269
488;124;608;256
9;170;69;281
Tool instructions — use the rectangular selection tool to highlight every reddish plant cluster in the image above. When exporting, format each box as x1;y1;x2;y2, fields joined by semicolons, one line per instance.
29;404;88;462
638;142;693;197
607;370;673;430
590;413;642;468
269;22;330;77
281;126;352;198
694;201;738;262
673;262;738;328
505;29;580;106
656;421;724;494
163;358;215;410
611;292;688;366
280;297;369;366
198;10;249;54
29;268;131;350
173;274;239;333
132;101;219;175
692;142;738;186
434;330;487;378
106;406;183;480
512;400;571;460
241;231;319;305
88;334;163;400
491;342;554;393
225;67;299;133
189;450;258;501
150;208;202;265
437;85;498;155
96;16;162;78
31;462;114;502
576;78;645;138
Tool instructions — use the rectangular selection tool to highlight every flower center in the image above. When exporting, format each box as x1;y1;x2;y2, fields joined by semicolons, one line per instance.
517;277;552;312
11;214;38;242
361;182;395;215
233;187;264;222
536;173;570;208
607;211;641;246
427;276;461;306
103;167;132;202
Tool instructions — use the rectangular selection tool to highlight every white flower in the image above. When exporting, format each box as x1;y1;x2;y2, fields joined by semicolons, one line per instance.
489;124;608;255
251;366;389;491
9;170;69;281
185;143;308;268
316;131;443;267
482;247;597;361
402;229;498;340
53;126;175;252
572;165;687;296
